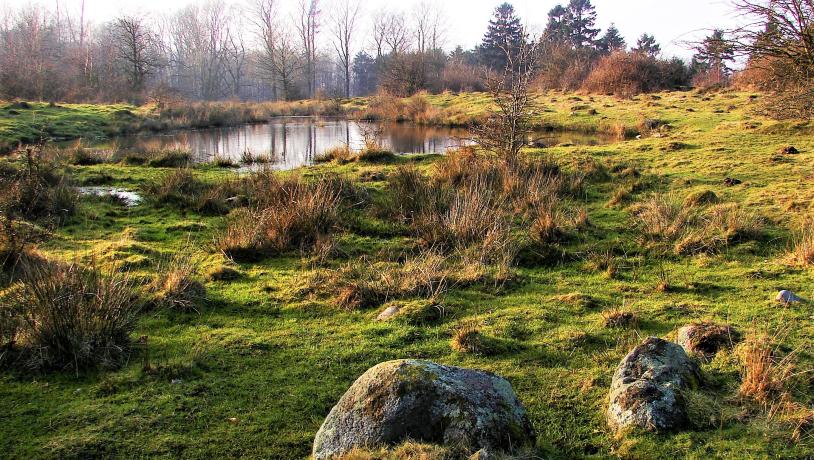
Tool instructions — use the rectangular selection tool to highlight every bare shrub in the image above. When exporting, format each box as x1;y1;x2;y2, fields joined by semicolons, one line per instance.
8;262;142;372
582;51;690;97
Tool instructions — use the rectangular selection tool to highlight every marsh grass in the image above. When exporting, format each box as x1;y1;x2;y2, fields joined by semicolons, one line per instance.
5;261;142;372
216;175;343;261
150;252;207;313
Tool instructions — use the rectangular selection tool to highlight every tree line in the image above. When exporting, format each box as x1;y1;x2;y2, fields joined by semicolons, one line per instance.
0;0;782;104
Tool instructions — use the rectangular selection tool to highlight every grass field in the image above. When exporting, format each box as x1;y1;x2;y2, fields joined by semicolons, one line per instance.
2;90;814;459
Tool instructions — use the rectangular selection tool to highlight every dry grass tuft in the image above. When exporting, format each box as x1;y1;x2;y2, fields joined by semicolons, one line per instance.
633;194;763;255
788;217;814;267
737;331;798;405
216;175;343;261
150;253;206;313
338;442;450;460
451;320;487;354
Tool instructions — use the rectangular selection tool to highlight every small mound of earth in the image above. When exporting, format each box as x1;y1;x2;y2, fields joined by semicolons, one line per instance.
677;323;740;358
608;337;701;433
312;359;535;459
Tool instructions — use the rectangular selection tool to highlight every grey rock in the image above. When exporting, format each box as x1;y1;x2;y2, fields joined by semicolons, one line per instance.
312;359;534;459
608;337;701;433
776;290;802;303
677;323;740;358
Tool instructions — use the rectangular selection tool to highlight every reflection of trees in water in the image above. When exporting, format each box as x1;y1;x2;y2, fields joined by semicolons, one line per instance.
101;118;611;168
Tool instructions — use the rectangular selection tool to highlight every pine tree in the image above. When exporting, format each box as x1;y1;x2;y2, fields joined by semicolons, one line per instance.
565;0;600;48
598;23;626;53
478;2;526;70
633;33;661;57
543;5;569;44
693;29;735;77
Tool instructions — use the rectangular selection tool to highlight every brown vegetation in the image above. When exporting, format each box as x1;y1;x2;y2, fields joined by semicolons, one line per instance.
582;52;690;97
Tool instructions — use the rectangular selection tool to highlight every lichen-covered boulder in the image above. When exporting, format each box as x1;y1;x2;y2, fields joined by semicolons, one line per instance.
677;323;739;358
608;337;701;433
312;360;535;459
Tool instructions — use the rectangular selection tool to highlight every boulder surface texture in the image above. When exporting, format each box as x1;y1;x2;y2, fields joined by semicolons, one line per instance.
312;359;535;459
608;337;701;433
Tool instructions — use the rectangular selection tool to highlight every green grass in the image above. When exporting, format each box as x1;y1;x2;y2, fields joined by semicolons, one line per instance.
3;90;814;459
0;102;142;152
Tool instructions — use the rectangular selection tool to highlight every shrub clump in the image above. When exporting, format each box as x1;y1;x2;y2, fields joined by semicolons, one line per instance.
3;262;142;372
582;51;691;97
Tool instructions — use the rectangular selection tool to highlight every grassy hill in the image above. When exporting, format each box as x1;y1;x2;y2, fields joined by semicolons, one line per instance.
2;90;814;459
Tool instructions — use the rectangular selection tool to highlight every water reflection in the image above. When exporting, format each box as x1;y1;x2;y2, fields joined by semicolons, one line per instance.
103;117;615;170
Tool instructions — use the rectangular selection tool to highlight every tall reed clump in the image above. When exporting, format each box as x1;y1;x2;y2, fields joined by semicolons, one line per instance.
5;261;142;372
787;216;814;267
216;175;344;261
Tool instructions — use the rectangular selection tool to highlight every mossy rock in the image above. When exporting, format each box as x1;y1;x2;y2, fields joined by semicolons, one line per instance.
608;337;702;433
313;360;535;459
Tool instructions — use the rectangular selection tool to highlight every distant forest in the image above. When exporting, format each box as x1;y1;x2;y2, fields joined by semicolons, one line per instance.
0;0;773;103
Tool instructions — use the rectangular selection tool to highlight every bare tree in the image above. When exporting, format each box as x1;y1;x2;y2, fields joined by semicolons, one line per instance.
252;0;301;100
371;9;388;59
296;0;320;98
329;0;361;97
223;11;247;98
411;1;446;52
383;11;409;55
726;0;814;117
473;39;539;164
112;15;162;95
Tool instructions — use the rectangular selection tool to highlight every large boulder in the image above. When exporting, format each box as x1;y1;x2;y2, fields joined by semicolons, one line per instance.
312;360;535;459
608;337;701;433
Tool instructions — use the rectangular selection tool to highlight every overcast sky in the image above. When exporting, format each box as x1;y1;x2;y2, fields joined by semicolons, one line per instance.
3;0;742;59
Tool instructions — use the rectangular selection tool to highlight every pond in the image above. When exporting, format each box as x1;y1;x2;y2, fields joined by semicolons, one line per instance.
99;117;616;170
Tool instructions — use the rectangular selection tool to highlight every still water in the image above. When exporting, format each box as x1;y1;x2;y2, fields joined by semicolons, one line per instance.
109;117;614;170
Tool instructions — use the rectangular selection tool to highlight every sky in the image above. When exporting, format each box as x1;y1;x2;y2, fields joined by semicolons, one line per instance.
2;0;743;59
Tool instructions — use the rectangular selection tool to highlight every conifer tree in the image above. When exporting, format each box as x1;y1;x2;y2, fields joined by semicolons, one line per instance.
478;3;526;70
598;23;626;53
633;33;661;57
565;0;599;48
